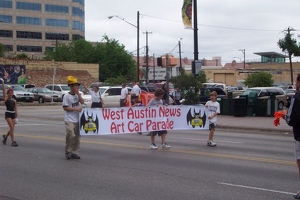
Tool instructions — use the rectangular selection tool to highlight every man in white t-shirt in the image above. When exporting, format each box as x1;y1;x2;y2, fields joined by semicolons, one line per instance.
205;91;220;147
120;83;128;107
63;76;84;160
130;80;141;105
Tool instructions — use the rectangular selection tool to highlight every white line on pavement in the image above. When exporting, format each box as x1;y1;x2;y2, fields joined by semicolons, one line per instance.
169;136;243;144
218;182;294;195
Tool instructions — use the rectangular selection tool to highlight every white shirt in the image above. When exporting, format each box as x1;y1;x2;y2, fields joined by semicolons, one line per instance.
62;93;81;123
131;85;141;96
121;87;128;99
90;90;102;103
205;100;220;124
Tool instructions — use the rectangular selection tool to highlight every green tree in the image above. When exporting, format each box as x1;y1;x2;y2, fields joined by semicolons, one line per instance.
170;71;206;104
0;43;6;57
104;75;129;85
43;35;136;82
244;71;274;87
97;36;136;81
278;27;299;85
16;53;29;59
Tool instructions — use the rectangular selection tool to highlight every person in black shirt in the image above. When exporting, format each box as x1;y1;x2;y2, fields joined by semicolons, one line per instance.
1;78;18;147
283;74;300;199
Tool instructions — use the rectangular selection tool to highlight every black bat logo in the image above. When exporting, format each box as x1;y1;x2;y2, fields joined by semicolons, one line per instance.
186;108;206;128
80;110;99;134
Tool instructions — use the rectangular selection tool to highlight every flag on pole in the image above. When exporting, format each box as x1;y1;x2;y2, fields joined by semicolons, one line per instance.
182;0;193;29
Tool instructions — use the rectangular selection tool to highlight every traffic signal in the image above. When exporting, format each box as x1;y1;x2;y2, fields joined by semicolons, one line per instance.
157;57;162;66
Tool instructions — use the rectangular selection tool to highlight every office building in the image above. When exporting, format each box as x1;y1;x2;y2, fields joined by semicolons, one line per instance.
0;0;85;58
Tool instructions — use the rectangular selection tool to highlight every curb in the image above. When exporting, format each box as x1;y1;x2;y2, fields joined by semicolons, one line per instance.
217;125;293;134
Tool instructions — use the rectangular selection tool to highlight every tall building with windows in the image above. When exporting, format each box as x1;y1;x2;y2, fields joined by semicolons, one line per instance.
0;0;85;58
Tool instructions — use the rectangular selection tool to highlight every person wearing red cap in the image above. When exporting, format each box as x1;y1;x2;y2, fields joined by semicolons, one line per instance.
63;76;84;160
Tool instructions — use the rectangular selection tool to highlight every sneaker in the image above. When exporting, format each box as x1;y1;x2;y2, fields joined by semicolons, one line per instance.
162;143;170;149
71;154;81;159
150;143;158;150
137;132;142;135
11;141;18;147
207;141;217;147
65;152;71;160
2;134;7;145
293;193;300;199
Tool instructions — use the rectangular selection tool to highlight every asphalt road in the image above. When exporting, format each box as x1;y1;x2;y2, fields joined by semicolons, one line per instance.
0;106;298;200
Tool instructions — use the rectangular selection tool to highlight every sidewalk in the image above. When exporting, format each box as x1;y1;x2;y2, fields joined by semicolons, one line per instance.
217;115;292;134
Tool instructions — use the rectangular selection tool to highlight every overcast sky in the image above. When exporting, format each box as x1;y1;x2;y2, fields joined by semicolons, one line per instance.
85;0;300;65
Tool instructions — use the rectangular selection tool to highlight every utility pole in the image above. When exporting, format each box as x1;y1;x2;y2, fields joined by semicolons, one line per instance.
239;49;245;69
143;31;152;85
153;54;155;83
178;38;183;75
193;0;198;61
283;27;295;85
165;54;170;105
137;11;140;82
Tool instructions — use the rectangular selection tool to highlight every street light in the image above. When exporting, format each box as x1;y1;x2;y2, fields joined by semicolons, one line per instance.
108;11;140;82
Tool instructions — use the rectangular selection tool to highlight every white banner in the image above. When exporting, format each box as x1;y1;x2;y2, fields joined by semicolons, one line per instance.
80;105;209;135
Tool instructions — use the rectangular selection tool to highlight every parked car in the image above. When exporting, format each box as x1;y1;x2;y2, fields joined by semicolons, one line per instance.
0;84;34;102
45;83;88;103
203;82;227;93
199;87;227;104
285;88;296;108
21;84;36;90
27;87;62;103
99;86;132;107
45;84;71;95
236;87;287;110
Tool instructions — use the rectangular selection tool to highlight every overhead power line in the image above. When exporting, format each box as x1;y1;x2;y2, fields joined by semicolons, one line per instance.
142;13;293;32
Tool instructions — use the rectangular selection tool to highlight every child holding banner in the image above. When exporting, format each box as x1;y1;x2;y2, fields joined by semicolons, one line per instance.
205;91;220;147
147;88;170;150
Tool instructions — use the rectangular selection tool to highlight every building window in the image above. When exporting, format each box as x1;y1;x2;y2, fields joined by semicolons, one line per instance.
72;21;85;32
72;34;84;41
72;0;84;6
0;0;12;8
0;15;12;23
0;30;13;38
17;45;42;52
45;33;69;41
45;19;69;27
45;47;55;51
17;31;42;39
16;16;41;25
72;7;84;19
5;45;13;51
16;2;41;11
45;4;69;13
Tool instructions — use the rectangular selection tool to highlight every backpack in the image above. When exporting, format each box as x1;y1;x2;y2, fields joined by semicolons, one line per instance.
286;96;295;126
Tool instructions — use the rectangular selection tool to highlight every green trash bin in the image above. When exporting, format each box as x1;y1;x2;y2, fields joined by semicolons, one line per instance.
233;96;247;117
254;99;268;116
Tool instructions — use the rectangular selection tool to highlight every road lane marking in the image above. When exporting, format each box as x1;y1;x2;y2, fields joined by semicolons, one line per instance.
169;136;243;144
9;133;295;166
218;182;294;195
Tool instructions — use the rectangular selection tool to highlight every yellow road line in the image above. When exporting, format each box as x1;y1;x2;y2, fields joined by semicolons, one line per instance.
14;133;295;166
